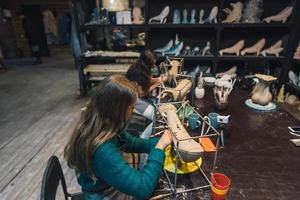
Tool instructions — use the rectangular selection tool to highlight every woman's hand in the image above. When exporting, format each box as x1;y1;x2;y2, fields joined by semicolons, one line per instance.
155;130;173;150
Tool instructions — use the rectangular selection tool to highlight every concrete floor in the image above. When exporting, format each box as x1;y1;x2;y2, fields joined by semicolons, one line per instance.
0;56;85;200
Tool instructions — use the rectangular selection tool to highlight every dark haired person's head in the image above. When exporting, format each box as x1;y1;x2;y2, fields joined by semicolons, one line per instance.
126;65;150;96
64;75;137;180
138;50;157;74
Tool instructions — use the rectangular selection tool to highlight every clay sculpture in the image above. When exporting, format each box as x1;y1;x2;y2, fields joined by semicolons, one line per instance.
242;0;263;23
288;70;299;86
159;104;204;162
285;93;298;106
195;72;205;99
182;9;189;24
200;41;212;56
173;9;181;24
216;66;237;78
241;38;266;56
214;75;235;110
222;2;243;23
293;43;300;60
198;9;205;24
132;7;143;24
190;9;196;24
204;6;218;24
149;6;170;24
159;79;192;101
219;40;245;56
263;6;293;23
261;40;283;57
181;46;191;56
251;74;277;106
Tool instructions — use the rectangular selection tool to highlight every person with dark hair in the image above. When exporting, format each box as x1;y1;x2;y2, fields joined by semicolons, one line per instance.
64;75;172;200
20;13;43;65
125;50;169;168
134;50;168;93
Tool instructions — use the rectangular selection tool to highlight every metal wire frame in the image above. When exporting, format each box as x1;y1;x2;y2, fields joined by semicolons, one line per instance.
151;101;221;199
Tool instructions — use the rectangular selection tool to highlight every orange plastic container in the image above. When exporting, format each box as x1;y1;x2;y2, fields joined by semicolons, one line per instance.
211;173;231;200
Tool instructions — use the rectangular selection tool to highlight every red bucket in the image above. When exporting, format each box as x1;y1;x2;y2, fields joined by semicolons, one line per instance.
211;173;231;200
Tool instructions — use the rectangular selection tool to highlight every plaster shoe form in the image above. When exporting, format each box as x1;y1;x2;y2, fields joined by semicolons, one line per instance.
288;70;298;85
195;87;205;99
166;109;204;162
181;46;191;56
293;43;300;60
174;34;180;46
190;9;196;24
219;40;245;56
204;6;218;24
149;6;170;24
198;9;205;24
195;73;205;99
182;9;189;24
222;2;243;23
164;42;184;56
191;46;200;56
200;41;211;56
261;40;283;57
241;38;266;56
173;9;181;24
154;40;173;53
216;66;237;78
263;6;293;23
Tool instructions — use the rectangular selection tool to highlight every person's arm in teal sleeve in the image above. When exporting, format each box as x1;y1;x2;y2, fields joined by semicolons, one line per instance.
121;131;159;153
93;143;165;200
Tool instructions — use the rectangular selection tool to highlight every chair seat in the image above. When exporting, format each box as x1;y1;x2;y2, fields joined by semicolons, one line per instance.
71;193;84;200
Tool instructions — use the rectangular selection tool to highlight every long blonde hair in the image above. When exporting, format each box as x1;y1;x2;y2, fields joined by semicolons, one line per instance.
64;75;137;180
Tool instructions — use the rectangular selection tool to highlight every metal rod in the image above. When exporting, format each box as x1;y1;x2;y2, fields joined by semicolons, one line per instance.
174;141;180;194
163;169;174;193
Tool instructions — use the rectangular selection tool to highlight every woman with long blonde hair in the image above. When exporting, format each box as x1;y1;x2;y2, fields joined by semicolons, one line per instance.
65;75;171;200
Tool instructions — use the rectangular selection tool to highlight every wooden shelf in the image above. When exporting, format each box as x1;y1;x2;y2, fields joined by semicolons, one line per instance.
82;56;139;62
83;24;146;29
285;82;300;96
221;23;291;28
217;55;286;61
148;24;216;29
82;23;290;30
157;55;215;61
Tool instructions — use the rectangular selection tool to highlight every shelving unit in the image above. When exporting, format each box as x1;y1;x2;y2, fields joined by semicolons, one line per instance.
283;0;300;96
73;0;300;95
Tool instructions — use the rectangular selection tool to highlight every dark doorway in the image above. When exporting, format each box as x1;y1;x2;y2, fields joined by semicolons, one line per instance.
21;5;49;56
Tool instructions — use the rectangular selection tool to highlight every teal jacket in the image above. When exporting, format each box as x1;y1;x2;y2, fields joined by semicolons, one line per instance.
78;131;165;200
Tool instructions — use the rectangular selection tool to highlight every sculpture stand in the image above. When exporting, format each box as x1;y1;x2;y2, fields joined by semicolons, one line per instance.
245;99;277;112
157;57;196;105
151;101;221;198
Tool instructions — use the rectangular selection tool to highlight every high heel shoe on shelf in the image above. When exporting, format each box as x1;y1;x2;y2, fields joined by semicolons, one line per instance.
163;42;184;56
149;6;170;24
181;46;191;56
182;9;189;24
154;40;173;54
173;9;181;24
190;9;196;24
